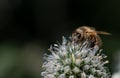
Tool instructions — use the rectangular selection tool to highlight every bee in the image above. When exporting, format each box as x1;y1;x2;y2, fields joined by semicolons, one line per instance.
72;26;111;47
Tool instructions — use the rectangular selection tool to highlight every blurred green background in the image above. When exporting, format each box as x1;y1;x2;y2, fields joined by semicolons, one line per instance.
0;0;120;78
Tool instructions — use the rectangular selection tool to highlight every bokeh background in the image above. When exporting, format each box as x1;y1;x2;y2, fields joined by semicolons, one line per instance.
0;0;120;78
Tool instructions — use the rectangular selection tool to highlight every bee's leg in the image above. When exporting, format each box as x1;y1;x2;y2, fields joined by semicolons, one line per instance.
95;35;102;47
89;35;96;48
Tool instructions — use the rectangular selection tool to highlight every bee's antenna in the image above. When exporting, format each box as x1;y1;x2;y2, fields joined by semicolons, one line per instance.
97;31;112;35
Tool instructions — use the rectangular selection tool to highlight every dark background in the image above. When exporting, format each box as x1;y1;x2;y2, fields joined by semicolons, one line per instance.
0;0;120;78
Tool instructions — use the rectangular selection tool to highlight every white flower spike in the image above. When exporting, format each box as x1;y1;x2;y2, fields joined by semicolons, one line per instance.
41;37;111;78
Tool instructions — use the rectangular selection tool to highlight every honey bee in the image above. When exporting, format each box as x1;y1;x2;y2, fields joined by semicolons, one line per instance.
72;26;111;47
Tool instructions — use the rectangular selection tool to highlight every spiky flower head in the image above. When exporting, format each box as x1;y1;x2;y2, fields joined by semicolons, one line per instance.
41;37;111;78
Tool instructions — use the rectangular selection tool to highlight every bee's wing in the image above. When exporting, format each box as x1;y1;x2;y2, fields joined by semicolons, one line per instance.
97;31;112;35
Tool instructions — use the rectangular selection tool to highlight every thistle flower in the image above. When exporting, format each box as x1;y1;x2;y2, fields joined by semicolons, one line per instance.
41;37;111;78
